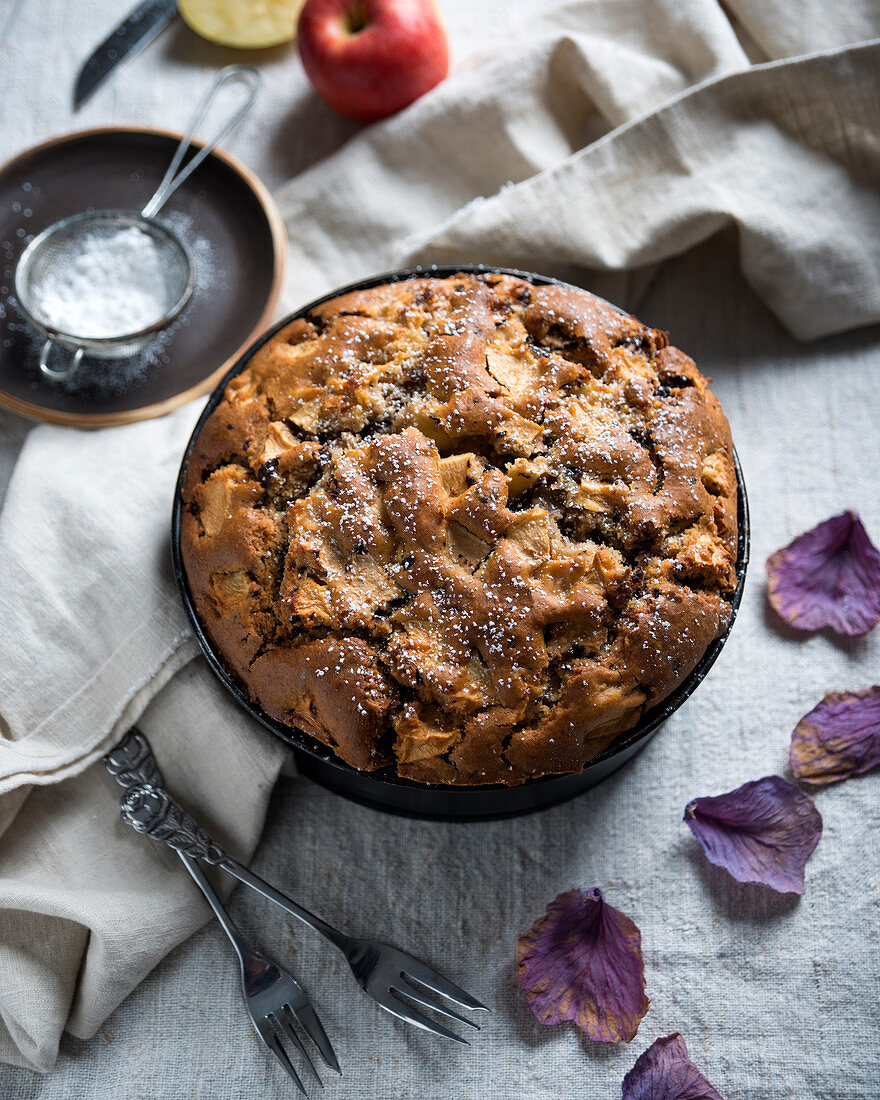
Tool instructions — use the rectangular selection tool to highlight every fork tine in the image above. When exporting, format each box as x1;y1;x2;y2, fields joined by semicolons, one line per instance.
374;989;469;1044
260;1024;308;1095
274;1010;320;1085
292;1003;341;1073
399;959;489;1012
395;977;481;1030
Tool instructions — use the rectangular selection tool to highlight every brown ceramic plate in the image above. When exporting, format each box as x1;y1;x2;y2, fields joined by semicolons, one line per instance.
0;127;286;427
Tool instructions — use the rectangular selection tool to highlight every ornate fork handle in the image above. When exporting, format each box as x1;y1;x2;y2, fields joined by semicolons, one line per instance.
115;766;346;949
105;732;338;1085
106;731;228;863
106;729;487;1039
121;783;230;865
104;728;165;789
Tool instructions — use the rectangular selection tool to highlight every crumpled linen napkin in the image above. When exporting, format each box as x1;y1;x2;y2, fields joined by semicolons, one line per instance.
0;663;285;1073
1;0;879;1076
0;405;200;795
276;10;880;340
0;407;289;1072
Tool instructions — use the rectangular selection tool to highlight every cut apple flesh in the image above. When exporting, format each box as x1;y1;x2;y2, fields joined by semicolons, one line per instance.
178;0;305;48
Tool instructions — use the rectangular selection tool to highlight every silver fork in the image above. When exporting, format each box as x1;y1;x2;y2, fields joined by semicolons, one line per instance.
109;731;489;1042
103;734;339;1092
181;852;338;1095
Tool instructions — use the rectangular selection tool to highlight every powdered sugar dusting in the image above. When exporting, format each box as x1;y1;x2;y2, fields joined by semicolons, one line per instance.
4;208;216;399
29;224;174;338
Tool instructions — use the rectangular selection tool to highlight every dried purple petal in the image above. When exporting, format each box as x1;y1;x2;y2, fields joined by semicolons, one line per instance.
622;1033;724;1100
684;776;821;894
516;888;648;1042
790;686;880;786
766;511;880;636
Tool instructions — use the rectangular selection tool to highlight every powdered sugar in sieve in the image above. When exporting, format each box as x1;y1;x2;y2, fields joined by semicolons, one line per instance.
12;65;261;383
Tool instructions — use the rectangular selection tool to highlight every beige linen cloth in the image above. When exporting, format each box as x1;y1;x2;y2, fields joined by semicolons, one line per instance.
1;0;879;1075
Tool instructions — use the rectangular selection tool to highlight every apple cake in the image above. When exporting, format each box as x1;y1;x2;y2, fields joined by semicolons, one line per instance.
180;272;738;786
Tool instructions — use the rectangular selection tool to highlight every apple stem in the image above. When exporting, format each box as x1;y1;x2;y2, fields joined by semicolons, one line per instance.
345;0;367;34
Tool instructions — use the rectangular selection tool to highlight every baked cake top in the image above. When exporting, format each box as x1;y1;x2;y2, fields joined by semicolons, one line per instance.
180;272;738;786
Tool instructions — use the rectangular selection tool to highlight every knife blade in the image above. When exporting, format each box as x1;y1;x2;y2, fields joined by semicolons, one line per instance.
73;0;179;110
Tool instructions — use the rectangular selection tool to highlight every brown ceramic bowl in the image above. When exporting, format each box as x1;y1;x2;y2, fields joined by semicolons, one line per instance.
0;127;285;427
172;266;749;821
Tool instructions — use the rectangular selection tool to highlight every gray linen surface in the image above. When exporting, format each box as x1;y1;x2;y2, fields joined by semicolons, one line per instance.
1;0;880;1095
6;232;880;1099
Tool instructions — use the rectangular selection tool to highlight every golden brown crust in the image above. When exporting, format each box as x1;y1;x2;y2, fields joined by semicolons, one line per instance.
181;273;738;786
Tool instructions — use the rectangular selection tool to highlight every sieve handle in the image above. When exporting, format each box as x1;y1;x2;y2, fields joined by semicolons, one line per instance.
140;66;262;220
39;340;84;381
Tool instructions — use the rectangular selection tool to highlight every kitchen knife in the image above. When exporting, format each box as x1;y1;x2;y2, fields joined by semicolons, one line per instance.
73;0;179;110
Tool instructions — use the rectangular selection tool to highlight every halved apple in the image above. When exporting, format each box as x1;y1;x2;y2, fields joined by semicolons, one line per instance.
179;0;305;48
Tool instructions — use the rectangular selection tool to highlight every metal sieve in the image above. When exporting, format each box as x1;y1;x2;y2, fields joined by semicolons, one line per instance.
14;65;261;382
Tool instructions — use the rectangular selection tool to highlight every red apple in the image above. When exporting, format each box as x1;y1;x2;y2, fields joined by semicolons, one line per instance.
297;0;449;124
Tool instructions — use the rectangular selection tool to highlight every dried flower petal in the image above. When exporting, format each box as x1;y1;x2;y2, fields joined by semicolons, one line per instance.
622;1033;724;1100
684;776;822;894
790;686;880;786
766;511;880;636
516;888;648;1042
